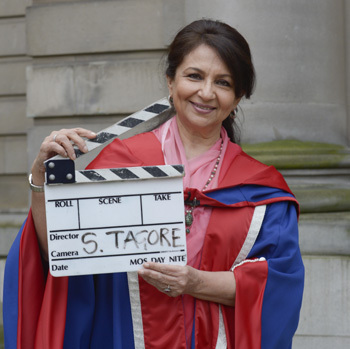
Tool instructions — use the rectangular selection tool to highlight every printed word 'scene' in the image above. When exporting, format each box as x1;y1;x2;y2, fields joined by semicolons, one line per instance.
99;197;122;205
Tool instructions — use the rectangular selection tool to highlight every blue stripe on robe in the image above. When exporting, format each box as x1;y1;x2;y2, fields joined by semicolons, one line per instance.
206;184;295;205
3;219;25;349
63;273;134;349
248;202;304;349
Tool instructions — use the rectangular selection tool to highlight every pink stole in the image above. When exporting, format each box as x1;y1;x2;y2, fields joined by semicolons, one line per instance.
153;116;230;346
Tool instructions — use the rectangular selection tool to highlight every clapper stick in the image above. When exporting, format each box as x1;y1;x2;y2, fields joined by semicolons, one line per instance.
43;97;187;276
45;97;175;184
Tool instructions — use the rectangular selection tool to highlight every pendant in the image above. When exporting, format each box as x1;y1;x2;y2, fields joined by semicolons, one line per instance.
185;211;193;227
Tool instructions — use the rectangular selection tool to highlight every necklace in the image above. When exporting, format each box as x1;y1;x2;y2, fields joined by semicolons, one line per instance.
185;139;223;234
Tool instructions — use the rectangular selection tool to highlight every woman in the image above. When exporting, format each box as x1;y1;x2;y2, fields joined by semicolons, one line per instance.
4;19;304;348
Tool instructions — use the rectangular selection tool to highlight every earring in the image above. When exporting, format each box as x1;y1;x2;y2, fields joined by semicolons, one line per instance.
229;107;238;119
168;95;174;106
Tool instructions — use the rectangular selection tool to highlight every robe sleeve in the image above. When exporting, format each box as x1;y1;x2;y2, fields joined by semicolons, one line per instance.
3;210;47;349
233;201;304;349
2;133;164;349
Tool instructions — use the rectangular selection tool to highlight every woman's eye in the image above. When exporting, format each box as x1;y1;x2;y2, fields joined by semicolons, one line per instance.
216;79;231;87
187;73;202;80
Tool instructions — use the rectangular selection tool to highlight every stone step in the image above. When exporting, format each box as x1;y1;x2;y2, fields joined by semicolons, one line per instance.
298;211;350;255
243;140;350;213
293;186;350;213
242;140;350;169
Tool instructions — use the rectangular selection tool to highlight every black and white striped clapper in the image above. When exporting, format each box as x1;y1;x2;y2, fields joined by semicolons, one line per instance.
75;165;185;183
44;97;180;184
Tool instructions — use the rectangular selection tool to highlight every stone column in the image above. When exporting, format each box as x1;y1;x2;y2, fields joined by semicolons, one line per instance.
0;0;32;334
26;0;185;166
345;0;350;145
185;0;348;145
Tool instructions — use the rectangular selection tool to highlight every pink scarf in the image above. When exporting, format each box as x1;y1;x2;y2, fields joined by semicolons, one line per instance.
153;116;230;267
153;116;230;346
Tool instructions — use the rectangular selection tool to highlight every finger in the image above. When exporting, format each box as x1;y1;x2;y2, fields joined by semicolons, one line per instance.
50;128;96;140
51;128;96;159
138;267;179;290
138;271;163;290
32;128;96;174
52;133;77;160
39;135;68;160
139;266;176;281
72;127;97;139
138;271;178;295
48;141;69;158
66;128;97;152
143;262;184;276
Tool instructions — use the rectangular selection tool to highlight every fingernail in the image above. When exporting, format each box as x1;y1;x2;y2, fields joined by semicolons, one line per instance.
83;146;88;152
90;132;97;137
143;263;149;268
72;153;76;160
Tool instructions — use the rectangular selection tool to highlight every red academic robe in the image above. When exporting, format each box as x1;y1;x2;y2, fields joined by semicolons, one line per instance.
3;132;304;349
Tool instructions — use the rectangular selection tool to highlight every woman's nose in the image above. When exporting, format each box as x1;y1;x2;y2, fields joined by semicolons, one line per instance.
198;80;215;100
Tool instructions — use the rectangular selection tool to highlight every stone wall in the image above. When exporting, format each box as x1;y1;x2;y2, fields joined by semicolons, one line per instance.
0;0;349;347
185;0;349;145
0;0;32;337
244;141;350;347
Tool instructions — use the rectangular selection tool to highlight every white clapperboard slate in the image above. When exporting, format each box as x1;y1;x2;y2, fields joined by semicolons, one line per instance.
44;98;187;277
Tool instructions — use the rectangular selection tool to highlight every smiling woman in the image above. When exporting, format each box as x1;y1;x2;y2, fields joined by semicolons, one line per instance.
166;20;256;146
167;44;238;156
3;19;304;349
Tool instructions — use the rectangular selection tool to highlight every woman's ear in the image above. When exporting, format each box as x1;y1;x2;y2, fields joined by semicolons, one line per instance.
166;75;173;96
233;97;242;109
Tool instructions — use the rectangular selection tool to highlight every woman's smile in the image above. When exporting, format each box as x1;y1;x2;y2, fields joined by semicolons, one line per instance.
190;101;216;113
167;44;240;139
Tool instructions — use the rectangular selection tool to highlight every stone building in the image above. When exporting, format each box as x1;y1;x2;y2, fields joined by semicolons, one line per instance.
0;0;349;347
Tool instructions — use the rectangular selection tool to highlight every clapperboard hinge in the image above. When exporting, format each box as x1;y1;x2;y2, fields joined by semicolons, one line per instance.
44;97;177;184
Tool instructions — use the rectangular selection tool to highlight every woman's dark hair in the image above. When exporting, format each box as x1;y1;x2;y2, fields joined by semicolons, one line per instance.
165;19;256;143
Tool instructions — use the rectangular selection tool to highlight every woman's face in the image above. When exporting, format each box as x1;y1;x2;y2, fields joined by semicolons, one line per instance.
167;44;240;139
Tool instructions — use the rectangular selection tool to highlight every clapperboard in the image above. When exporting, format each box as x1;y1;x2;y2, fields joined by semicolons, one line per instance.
44;98;187;277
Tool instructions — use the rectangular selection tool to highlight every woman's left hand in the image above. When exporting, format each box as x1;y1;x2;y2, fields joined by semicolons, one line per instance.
138;262;236;306
138;262;197;297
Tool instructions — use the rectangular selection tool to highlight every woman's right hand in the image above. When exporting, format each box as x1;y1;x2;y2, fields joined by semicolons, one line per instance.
30;127;96;260
31;128;97;186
